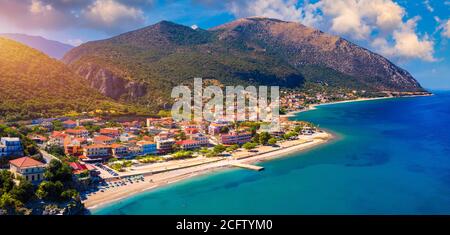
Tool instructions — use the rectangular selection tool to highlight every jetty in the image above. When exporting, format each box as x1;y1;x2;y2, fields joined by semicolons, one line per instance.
230;163;264;171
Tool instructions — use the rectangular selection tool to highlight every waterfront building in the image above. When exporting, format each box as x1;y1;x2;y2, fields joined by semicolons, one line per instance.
82;145;112;160
189;133;209;146
156;138;175;154
208;122;228;135
176;140;201;150
219;131;252;145
136;141;158;155
111;144;129;158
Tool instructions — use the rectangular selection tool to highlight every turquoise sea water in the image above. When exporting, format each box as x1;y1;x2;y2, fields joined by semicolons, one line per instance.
94;91;450;215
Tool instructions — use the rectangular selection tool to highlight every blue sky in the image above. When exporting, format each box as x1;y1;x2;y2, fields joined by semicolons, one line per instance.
0;0;449;89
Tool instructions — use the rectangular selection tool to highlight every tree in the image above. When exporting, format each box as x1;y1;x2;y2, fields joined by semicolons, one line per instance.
213;144;226;154
172;143;181;152
0;170;14;195
45;144;65;158
175;132;187;140
220;126;229;134
243;142;257;150
268;138;278;146
10;177;34;203
51;120;64;131
226;144;239;153
36;181;64;202
283;131;298;140
252;133;260;143
0;193;23;215
294;125;302;133
259;132;271;145
158;110;171;117
61;189;79;201
44;160;73;183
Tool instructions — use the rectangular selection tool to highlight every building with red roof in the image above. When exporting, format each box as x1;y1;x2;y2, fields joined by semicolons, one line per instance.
100;128;120;138
63;120;77;129
93;135;115;145
9;157;46;184
176;140;201;150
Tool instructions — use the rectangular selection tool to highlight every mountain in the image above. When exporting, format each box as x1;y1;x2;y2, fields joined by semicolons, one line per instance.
0;33;73;59
63;17;426;108
0;37;136;121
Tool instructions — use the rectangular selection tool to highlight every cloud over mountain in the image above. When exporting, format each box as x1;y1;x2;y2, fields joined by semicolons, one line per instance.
211;0;436;62
0;0;152;34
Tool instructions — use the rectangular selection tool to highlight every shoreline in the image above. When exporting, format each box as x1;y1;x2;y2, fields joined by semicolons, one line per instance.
86;132;333;211
282;94;432;117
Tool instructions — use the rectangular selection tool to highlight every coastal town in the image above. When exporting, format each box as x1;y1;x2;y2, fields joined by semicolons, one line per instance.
0;86;433;215
0;88;433;215
0;103;332;214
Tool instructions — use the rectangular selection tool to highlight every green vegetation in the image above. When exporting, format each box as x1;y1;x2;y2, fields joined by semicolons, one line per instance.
109;160;133;172
243;142;258;150
213;145;226;154
258;132;272;145
62;19;423;112
136;155;164;163
283;131;299;140
44;144;77;162
226;144;239;152
0;37;146;121
170;150;195;160
268;138;278;146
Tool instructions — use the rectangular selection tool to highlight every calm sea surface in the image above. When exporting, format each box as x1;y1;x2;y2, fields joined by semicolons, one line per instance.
94;91;450;214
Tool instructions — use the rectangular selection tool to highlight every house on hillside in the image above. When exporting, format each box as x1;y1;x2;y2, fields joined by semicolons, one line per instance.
9;157;45;184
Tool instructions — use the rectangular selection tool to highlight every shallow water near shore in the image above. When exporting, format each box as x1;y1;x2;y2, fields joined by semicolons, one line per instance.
93;91;450;215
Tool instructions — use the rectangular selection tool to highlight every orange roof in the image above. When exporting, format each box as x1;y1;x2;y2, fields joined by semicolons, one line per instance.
100;128;120;134
176;140;200;145
10;157;45;168
94;135;114;141
66;128;88;134
111;143;126;148
137;140;155;145
142;136;153;141
51;131;67;138
63;120;77;125
84;144;111;149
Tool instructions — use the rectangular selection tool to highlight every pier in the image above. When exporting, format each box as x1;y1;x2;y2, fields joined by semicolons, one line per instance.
230;163;264;171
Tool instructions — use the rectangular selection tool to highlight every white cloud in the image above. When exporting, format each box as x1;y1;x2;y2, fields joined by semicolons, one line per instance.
443;20;450;38
227;0;321;27
423;0;434;12
67;38;84;46
0;0;150;34
29;0;53;14
382;17;435;62
229;0;302;22
84;0;146;26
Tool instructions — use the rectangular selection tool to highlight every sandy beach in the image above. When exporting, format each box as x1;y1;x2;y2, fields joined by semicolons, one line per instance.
84;132;333;210
282;96;396;117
